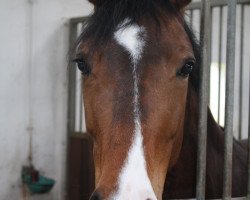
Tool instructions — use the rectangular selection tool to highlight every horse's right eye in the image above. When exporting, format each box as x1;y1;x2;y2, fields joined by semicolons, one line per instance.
177;61;194;78
73;58;91;76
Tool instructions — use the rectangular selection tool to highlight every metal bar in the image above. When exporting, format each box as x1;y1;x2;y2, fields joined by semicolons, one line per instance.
196;0;211;199
223;0;237;199
238;5;245;139
208;7;212;106
218;6;223;124
75;67;81;132
170;198;247;200
247;60;250;199
187;0;250;10
190;9;193;27
79;77;83;132
73;22;85;133
67;22;78;135
70;16;88;24
75;22;83;133
66;21;78;199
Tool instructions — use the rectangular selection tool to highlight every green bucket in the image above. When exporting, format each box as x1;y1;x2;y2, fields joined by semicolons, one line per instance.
22;166;55;194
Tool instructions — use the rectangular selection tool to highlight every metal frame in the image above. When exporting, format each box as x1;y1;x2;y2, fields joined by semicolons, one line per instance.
67;17;88;135
187;0;250;10
189;0;250;199
248;61;250;198
223;0;237;198
196;1;211;198
67;21;78;135
188;0;250;199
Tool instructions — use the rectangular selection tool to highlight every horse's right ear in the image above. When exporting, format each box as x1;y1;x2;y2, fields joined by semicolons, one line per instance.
89;0;96;5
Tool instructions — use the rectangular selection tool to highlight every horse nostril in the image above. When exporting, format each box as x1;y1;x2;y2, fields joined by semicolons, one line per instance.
90;191;102;200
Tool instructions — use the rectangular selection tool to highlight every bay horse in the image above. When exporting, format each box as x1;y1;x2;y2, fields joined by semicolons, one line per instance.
73;0;248;199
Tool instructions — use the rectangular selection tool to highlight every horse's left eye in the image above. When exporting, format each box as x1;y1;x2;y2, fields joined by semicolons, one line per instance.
177;61;194;77
73;58;91;76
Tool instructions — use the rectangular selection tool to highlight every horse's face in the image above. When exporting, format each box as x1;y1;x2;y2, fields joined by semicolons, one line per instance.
75;1;193;199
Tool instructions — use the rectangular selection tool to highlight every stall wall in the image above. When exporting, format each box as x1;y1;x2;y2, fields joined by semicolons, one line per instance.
0;0;92;199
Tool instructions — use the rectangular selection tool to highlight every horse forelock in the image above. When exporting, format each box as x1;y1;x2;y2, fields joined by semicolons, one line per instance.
76;0;175;48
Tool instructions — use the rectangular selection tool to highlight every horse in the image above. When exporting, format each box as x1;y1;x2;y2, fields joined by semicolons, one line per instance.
73;0;248;199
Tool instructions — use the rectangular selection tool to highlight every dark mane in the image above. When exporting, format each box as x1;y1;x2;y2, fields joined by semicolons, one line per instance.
75;0;202;92
76;0;176;47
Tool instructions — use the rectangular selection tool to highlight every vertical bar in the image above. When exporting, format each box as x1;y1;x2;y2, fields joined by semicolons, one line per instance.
75;22;84;132
79;77;83;132
248;60;250;199
208;7;212;106
238;5;245;139
75;64;83;132
218;6;223;124
67;22;78;134
66;20;78;199
196;1;211;199
197;9;201;39
223;0;237;199
190;9;193;27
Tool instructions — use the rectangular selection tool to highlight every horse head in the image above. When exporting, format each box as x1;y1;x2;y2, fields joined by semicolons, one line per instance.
74;0;196;199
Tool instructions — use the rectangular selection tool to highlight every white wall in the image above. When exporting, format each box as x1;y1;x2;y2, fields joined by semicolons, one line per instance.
0;0;93;199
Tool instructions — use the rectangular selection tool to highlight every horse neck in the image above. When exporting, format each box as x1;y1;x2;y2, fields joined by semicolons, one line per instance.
164;85;225;198
164;85;248;199
163;85;224;199
183;85;224;145
183;85;248;197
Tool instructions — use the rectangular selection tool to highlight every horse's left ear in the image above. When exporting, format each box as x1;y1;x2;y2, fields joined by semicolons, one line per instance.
170;0;191;10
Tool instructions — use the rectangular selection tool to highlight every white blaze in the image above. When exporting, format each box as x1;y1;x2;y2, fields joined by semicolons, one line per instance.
111;20;157;200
